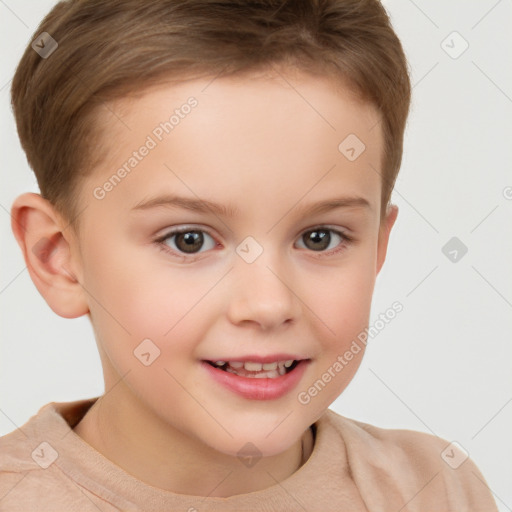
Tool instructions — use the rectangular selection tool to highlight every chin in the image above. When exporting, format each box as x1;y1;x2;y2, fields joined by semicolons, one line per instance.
202;423;306;460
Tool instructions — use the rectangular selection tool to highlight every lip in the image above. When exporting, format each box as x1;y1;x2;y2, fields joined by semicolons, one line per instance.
201;359;310;401
203;354;306;364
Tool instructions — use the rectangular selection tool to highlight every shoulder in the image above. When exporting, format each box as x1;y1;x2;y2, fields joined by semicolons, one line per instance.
322;407;473;468
324;408;450;459
0;423;54;510
0;400;100;511
0;421;40;474
0;408;61;504
319;409;498;511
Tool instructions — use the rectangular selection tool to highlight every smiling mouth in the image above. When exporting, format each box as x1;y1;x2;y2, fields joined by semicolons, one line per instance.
204;359;302;378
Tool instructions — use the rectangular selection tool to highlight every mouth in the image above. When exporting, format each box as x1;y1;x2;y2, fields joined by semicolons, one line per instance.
200;357;310;400
203;359;302;378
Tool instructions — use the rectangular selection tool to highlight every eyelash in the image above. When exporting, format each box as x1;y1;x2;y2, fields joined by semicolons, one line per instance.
154;225;354;261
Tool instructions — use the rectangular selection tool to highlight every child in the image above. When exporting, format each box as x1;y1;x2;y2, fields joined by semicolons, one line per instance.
0;0;498;510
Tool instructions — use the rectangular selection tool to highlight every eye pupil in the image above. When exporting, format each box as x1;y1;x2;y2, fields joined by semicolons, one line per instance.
183;233;197;244
305;229;330;251
177;231;203;253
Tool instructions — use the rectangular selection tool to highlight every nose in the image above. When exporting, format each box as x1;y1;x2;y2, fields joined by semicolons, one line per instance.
226;249;301;331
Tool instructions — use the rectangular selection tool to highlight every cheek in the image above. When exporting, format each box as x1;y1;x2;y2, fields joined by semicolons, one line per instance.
83;238;173;330
301;254;375;403
298;268;374;410
311;254;376;335
321;275;374;332
83;241;219;362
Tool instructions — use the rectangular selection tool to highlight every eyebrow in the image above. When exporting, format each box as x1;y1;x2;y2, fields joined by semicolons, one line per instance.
131;193;372;217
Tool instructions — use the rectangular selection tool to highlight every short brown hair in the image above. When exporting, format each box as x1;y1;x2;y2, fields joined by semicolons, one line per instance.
11;0;411;226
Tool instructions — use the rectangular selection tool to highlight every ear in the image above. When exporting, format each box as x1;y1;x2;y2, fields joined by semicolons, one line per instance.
10;192;89;318
376;203;398;275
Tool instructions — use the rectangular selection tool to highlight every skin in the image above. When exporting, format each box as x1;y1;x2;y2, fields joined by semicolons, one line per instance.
11;68;398;497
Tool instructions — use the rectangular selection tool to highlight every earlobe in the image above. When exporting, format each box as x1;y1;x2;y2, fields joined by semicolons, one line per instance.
376;203;398;275
10;192;89;319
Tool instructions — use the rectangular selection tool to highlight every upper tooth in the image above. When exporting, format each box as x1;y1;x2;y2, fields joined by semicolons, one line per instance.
242;360;296;371
213;359;297;371
244;361;263;371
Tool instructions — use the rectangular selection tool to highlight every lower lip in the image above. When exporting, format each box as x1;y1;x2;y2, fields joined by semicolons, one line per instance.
201;360;309;400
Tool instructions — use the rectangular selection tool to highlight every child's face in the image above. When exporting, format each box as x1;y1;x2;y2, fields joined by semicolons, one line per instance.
68;69;395;457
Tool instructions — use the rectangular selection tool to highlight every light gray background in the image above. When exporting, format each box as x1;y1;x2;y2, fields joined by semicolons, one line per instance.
1;0;511;509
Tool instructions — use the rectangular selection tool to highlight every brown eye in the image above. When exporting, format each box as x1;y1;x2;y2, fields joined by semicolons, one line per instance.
159;228;216;255
296;227;349;254
174;231;204;253
302;229;331;251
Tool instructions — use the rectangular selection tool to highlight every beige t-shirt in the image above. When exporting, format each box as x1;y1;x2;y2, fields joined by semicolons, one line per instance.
0;397;498;511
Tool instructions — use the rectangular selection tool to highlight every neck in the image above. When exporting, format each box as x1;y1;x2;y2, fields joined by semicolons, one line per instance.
73;386;314;497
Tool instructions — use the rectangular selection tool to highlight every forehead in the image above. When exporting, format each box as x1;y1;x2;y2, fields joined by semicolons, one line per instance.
81;70;382;226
